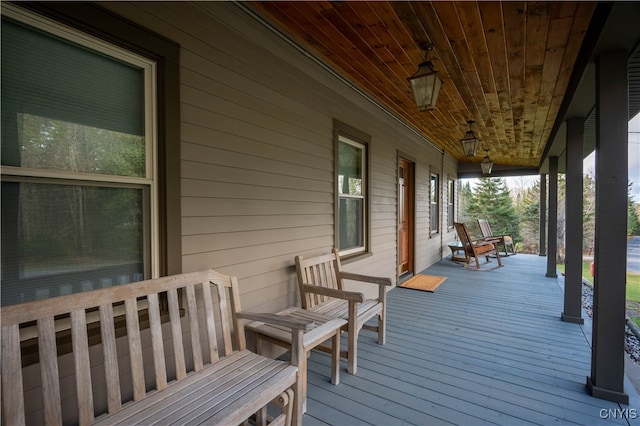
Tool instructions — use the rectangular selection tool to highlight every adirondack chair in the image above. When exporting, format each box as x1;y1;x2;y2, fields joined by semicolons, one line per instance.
477;218;516;256
454;222;503;270
295;248;392;374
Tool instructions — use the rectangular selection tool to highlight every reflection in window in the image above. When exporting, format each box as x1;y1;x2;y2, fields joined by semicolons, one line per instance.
17;114;145;177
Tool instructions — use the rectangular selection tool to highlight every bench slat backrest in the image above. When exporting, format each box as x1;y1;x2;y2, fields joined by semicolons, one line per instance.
295;249;342;309
0;269;243;426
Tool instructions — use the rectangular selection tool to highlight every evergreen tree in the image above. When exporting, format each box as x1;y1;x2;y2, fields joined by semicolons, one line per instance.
515;180;540;253
583;173;596;252
457;180;473;225
629;182;640;236
463;178;519;241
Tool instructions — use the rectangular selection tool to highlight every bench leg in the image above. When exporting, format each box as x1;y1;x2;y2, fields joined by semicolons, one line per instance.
255;407;267;426
271;388;294;426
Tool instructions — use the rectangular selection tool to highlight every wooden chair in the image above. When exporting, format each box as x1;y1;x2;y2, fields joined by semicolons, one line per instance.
295;248;392;374
477;218;516;256
454;222;503;270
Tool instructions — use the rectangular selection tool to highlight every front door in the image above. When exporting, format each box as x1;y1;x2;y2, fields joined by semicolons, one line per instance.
398;158;414;277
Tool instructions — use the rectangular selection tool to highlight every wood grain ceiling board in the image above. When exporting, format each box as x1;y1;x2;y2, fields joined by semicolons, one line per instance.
250;1;596;168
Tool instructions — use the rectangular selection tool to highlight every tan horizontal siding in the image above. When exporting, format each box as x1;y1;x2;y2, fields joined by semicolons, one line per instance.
98;1;456;310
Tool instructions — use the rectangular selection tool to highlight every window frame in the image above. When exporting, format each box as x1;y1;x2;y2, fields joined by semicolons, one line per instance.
430;173;440;235
1;3;181;362
13;1;182;278
334;121;371;258
1;5;159;303
448;178;455;229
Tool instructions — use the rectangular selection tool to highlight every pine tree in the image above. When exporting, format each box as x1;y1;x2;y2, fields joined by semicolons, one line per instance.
463;178;519;242
515;181;540;253
629;182;640;236
457;181;473;225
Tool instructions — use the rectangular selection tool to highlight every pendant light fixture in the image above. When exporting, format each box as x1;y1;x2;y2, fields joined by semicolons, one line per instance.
460;120;479;157
408;44;443;111
481;147;493;175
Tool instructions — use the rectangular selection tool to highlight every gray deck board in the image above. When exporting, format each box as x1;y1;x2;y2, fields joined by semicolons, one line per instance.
303;255;635;425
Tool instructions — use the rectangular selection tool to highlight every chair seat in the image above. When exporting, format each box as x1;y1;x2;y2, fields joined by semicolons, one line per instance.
245;308;347;348
472;242;497;256
310;298;382;325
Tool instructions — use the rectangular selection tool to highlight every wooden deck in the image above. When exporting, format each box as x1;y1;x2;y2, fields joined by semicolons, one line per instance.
302;254;638;425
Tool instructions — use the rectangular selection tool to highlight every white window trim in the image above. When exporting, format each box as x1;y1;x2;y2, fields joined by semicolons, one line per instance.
430;173;440;234
337;134;367;257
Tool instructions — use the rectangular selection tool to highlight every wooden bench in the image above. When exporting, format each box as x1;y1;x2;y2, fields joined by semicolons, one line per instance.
295;249;392;374
1;269;313;426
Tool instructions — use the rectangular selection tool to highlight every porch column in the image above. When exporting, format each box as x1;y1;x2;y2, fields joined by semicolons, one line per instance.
587;50;629;404
539;174;547;256
562;119;584;324
546;158;558;278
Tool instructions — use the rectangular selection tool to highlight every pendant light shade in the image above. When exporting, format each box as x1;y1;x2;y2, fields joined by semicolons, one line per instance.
460;120;479;157
481;148;493;174
408;61;443;111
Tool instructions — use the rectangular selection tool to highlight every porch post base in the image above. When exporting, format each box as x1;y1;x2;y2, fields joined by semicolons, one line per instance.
586;376;629;404
546;273;557;278
561;312;584;324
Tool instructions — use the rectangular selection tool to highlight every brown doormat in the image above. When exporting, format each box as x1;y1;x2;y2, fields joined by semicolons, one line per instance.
399;274;447;292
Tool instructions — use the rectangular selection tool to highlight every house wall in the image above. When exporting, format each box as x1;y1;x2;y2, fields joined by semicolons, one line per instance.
8;3;460;422
94;1;458;311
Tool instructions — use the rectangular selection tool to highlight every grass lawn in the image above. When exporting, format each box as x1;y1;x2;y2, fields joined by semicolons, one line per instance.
558;262;640;327
557;261;640;303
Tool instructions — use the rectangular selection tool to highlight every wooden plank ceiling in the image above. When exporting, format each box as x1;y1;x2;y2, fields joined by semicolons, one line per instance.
249;1;596;169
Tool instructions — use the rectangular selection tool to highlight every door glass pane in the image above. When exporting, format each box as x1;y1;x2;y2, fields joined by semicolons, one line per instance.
1;181;145;306
338;198;363;251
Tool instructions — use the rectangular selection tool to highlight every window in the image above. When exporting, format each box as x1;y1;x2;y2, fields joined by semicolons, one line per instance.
1;7;158;306
430;174;439;234
336;131;368;256
448;179;455;228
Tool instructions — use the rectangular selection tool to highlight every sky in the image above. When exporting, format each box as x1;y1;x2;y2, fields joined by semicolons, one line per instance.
499;113;640;200
583;112;640;200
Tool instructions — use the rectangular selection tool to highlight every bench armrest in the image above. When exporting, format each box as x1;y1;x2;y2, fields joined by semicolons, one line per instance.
236;311;314;331
302;284;365;303
338;271;393;287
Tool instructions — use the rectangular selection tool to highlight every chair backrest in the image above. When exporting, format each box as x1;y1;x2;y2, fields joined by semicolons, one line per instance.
477;218;493;239
295;248;343;309
454;222;475;255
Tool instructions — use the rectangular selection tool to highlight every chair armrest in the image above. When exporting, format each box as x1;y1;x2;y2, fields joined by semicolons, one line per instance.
302;284;365;303
236;311;314;331
338;271;393;287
